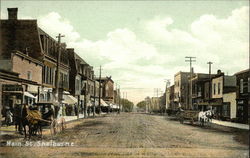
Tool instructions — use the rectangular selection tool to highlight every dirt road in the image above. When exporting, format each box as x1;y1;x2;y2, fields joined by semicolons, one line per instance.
0;113;249;157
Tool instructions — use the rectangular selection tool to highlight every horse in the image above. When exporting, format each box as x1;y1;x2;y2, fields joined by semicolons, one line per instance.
198;110;213;127
20;105;30;138
50;117;66;135
21;105;43;139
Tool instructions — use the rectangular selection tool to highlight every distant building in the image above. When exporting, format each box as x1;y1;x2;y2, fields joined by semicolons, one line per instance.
211;70;236;120
190;73;216;111
174;71;189;109
166;85;176;111
96;76;114;103
234;69;249;124
149;97;160;112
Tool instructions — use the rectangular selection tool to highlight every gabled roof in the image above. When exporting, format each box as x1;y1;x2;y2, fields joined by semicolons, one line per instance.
95;76;114;83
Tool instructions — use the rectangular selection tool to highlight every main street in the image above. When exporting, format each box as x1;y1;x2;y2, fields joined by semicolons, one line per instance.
0;113;249;158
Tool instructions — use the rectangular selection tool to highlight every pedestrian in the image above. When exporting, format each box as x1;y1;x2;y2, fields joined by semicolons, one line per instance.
5;107;13;126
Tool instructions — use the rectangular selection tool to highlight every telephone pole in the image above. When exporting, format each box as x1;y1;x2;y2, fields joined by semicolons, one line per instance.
98;66;102;114
55;33;64;106
118;85;121;114
123;91;125;112
207;61;213;110
164;79;170;114
93;76;96;117
185;56;196;110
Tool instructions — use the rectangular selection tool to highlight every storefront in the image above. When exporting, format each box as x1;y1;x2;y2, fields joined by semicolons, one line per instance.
236;99;248;123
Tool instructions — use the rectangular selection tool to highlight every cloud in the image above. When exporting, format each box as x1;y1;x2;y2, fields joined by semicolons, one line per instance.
33;6;249;104
145;6;249;75
38;12;80;43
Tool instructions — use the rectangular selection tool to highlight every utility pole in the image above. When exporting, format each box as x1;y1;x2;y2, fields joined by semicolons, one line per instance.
123;91;125;112
55;34;65;118
164;79;170;113
207;61;213;111
185;56;196;110
84;80;88;118
55;33;65;103
98;66;102;114
93;77;96;117
118;85;121;114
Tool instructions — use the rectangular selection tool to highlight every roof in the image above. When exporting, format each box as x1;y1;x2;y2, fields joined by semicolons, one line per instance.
13;50;43;66
174;71;189;77
95;76;114;83
74;51;88;65
234;69;250;75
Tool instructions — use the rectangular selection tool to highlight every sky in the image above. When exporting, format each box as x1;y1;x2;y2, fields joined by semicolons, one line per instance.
1;0;249;104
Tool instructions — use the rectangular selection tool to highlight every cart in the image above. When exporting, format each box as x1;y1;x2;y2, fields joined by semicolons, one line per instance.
178;110;199;125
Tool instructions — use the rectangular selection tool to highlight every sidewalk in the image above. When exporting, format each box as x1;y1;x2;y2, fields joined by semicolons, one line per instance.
211;119;249;130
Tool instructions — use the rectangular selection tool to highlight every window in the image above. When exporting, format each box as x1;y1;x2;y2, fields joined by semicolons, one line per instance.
27;71;32;80
40;35;44;51
76;79;80;91
222;103;230;117
218;82;221;94
240;79;243;93
213;83;216;95
198;86;202;97
248;78;250;93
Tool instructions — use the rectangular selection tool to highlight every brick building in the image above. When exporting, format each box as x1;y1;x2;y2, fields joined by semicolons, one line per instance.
174;71;189;109
96;76;114;103
166;85;175;111
0;8;70;105
234;69;249;124
68;48;98;115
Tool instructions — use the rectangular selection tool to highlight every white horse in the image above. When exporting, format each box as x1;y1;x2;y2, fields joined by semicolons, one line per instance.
198;110;213;127
50;117;66;136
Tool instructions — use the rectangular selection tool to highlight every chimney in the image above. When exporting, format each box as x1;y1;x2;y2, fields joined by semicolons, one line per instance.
67;48;74;53
7;8;18;20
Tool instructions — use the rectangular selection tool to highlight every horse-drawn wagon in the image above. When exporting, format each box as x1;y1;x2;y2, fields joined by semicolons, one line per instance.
177;109;214;126
33;102;66;136
178;110;199;124
13;102;66;138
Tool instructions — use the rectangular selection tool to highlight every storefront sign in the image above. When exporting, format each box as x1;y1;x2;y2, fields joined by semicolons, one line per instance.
2;84;23;91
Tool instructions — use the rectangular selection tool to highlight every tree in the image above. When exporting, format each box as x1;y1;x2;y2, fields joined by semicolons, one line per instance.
136;101;146;110
121;98;134;112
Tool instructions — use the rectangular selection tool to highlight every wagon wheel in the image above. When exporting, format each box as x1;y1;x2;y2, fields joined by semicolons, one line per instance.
61;118;66;131
190;119;194;125
179;117;184;124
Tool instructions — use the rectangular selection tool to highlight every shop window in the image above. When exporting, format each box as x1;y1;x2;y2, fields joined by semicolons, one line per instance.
223;103;230;117
240;79;243;93
27;71;32;80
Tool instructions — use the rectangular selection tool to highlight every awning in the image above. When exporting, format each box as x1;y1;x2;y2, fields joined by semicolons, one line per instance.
24;91;36;99
101;99;109;107
62;95;78;105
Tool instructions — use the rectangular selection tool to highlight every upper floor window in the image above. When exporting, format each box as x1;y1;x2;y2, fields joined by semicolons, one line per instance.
213;83;216;95
248;78;250;93
76;79;80;91
218;82;221;94
240;79;244;93
27;71;32;80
